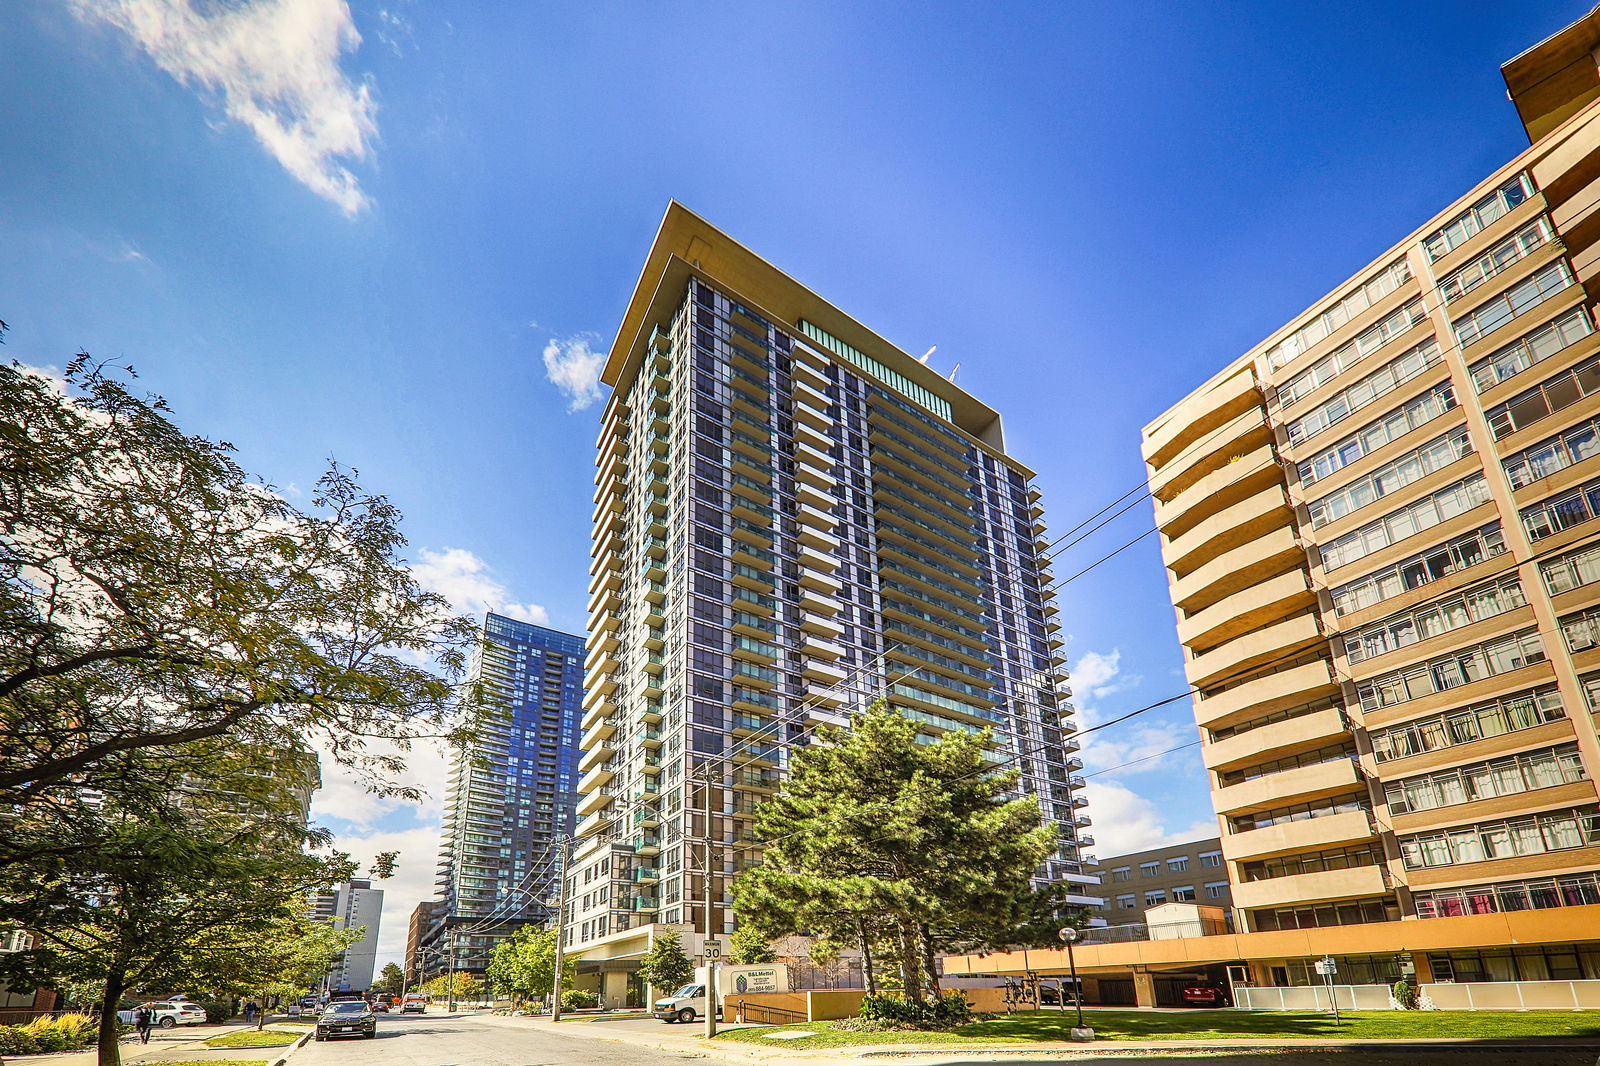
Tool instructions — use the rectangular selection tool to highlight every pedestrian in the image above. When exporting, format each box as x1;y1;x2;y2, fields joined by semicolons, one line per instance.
244;1000;257;1024
135;1004;153;1044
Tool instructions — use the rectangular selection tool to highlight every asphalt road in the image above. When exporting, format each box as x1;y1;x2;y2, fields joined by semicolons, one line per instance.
293;1012;711;1066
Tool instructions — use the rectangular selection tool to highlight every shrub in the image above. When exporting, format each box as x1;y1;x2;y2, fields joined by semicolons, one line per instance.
199;1001;232;1024
1392;979;1419;1010
0;1014;101;1055
560;990;599;1010
857;991;973;1031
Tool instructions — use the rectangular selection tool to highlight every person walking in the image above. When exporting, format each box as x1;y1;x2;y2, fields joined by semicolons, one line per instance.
243;1001;258;1025
134;1004;153;1044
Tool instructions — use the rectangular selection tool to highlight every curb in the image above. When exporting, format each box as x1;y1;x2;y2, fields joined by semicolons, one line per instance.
852;1041;1600;1058
266;1027;312;1066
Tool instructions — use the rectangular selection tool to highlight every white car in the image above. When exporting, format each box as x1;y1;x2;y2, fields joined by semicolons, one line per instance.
117;1003;207;1028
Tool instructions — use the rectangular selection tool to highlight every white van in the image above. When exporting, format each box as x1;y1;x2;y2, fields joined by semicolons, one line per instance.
653;964;788;1023
653;982;713;1023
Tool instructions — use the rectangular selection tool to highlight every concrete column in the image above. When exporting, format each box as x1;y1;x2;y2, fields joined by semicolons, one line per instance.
602;971;629;1008
1132;971;1157;1008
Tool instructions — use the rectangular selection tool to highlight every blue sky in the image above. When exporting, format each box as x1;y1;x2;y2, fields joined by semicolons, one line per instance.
1;0;1581;969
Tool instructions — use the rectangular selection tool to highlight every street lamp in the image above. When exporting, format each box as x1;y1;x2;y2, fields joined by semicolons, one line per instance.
1057;927;1092;1043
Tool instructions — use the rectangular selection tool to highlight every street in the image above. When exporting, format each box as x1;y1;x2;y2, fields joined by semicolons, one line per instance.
281;1011;1600;1066
292;1012;710;1066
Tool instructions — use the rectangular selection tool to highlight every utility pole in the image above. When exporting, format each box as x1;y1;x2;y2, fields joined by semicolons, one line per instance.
701;761;719;1038
446;930;458;1013
551;836;572;1021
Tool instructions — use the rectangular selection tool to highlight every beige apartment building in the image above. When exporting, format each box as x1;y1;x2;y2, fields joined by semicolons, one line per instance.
1143;12;1600;943
943;10;1600;1011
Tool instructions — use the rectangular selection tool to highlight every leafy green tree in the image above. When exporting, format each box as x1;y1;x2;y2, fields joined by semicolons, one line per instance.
484;926;571;1006
0;356;484;862
636;929;693;1002
420;971;481;1001
727;925;776;965
378;963;406;994
0;805;354;1066
731;703;1054;1003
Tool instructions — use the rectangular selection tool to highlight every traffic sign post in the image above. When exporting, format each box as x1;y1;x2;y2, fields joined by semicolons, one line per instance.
1313;956;1340;1025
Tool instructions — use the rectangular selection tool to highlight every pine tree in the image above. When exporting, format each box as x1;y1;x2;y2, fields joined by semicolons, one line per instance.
731;702;1055;1002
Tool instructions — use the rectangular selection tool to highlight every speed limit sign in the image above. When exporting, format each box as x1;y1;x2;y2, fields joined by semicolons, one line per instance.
705;940;722;960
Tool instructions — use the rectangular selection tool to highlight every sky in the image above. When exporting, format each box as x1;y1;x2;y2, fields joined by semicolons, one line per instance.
0;0;1583;974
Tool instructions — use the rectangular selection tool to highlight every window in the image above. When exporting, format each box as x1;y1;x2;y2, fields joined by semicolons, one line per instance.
1285;335;1440;445
1384;744;1586;813
1452;261;1575;347
1320;475;1491;572
1307;426;1473;527
1470;306;1594;393
1439;218;1554;303
1266;258;1414;373
1400;807;1600;869
1369;685;1565;762
1504;414;1600;490
1145;890;1167;906
1298;382;1458;487
1329;523;1506;615
1139;862;1160;878
1110;866;1132;882
1116;894;1136;909
1414;872;1600;919
1486;355;1600;440
1540;540;1600;595
1424;174;1535;260
1200;851;1223;868
1354;628;1544;712
1520;472;1600;541
1205;882;1228;899
1167;857;1190;873
1173;885;1198;902
1342;575;1526;664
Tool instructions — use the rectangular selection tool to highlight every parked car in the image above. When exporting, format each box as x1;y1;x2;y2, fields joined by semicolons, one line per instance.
1182;984;1231;1008
315;1001;377;1041
367;999;390;1012
400;993;428;1014
116;1003;207;1028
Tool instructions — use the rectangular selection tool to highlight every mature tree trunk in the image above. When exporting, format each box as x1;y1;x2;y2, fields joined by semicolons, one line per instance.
98;972;125;1066
896;920;924;1003
858;920;878;997
920;923;942;995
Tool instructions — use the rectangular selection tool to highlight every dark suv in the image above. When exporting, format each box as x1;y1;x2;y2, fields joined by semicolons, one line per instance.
316;1001;377;1041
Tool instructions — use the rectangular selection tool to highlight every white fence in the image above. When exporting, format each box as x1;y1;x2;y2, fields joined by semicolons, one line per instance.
1236;979;1600;1011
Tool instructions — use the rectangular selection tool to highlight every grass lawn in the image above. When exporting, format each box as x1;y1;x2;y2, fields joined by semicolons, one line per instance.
203;1031;300;1048
711;1009;1600;1049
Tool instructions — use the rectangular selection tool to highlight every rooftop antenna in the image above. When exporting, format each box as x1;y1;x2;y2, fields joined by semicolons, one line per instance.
948;363;961;382
919;345;937;365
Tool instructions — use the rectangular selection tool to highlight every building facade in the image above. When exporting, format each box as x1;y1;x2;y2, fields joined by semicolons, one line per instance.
311;879;384;992
568;204;1096;1005
422;613;583;977
1107;10;1600;999
1094;838;1230;937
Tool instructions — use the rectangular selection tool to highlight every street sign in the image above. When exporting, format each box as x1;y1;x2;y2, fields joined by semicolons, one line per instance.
705;940;722;960
1314;957;1337;976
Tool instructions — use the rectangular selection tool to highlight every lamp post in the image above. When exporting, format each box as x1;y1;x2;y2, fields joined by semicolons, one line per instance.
1057;927;1092;1042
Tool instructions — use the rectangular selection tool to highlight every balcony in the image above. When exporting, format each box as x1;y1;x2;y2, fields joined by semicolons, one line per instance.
1213;757;1361;817
798;543;839;573
803;660;848;685
1223;809;1375;862
575;787;614;817
805;636;846;660
1192;657;1338;730
1169;525;1305;615
1204;706;1345;773
576;809;613;838
1178;568;1316;652
578;739;616;772
577;764;615;794
799;568;843;595
1143;367;1262;472
1161;484;1293;578
795;479;835;511
1185;610;1322;689
801;613;846;640
1229;863;1388;910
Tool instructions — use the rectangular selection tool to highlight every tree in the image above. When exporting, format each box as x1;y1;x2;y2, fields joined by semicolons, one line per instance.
0;356;484;858
727;925;776;965
731;703;1055;1003
636;929;693;1002
484;926;570;1006
238;918;362;1028
0;803;354;1066
420;971;481;1001
378;963;406;994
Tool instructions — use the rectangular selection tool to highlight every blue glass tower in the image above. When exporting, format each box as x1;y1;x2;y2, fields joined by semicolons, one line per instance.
427;612;582;975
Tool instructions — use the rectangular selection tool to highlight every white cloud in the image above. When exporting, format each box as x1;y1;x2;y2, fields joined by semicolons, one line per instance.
310;735;452;830
542;335;605;412
1081;780;1216;857
1070;645;1196;777
74;0;377;215
411;547;548;626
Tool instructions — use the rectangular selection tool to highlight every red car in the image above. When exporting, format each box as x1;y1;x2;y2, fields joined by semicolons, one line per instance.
1182;984;1231;1007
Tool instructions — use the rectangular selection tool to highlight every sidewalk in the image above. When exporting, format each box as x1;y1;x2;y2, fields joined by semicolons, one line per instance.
474;1011;1600;1063
11;1021;307;1066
